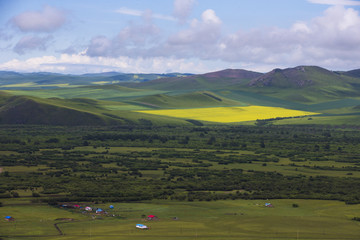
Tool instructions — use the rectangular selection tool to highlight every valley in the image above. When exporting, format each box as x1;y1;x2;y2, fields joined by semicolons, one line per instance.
2;66;360;239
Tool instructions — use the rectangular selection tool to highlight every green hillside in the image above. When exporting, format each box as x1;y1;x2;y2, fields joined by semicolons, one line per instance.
0;95;109;125
247;66;360;104
0;93;192;126
122;69;262;91
343;68;360;78
130;91;245;109
5;85;167;102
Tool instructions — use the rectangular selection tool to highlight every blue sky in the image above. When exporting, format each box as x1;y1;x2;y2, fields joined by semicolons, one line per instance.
1;0;360;74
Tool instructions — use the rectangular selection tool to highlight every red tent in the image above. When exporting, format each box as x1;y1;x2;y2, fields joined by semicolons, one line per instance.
148;215;156;218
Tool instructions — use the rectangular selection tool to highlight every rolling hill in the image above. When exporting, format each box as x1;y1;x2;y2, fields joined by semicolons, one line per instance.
248;66;358;89
343;68;360;78
2;65;360;126
130;91;245;108
0;94;119;125
0;92;195;126
121;69;262;91
245;66;360;104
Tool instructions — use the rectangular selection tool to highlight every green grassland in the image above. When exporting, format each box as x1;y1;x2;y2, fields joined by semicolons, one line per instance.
4;85;166;101
130;91;245;109
1;199;360;240
3;65;360;126
3;68;360;126
3;87;360;126
0;92;195;125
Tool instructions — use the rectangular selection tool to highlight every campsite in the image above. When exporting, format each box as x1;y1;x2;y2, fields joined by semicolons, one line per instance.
2;197;360;240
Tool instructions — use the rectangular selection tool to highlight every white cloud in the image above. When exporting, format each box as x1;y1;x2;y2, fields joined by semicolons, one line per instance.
308;0;360;5
115;7;175;21
86;36;112;57
11;5;67;32
4;4;360;74
82;5;360;71
13;35;53;55
167;9;221;46
201;9;221;25
216;5;360;69
173;0;196;23
86;13;161;58
115;7;143;17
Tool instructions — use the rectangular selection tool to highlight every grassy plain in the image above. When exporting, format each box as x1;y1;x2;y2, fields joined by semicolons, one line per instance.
1;199;360;240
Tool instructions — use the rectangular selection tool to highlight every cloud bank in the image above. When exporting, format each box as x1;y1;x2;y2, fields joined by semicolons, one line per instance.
84;5;360;71
3;3;360;73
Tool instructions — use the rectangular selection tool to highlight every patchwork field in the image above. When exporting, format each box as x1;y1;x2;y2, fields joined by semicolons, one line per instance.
137;106;319;123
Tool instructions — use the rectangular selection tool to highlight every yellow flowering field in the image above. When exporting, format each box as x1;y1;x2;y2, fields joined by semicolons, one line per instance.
136;106;319;123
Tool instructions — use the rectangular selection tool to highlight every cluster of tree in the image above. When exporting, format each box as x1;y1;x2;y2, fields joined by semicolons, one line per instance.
1;124;360;203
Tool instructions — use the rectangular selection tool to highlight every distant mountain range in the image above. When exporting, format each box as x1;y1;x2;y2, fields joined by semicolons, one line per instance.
1;66;359;92
1;65;360;126
0;71;192;88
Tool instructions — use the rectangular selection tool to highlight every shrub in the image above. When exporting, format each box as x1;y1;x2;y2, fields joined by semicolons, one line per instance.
32;192;40;197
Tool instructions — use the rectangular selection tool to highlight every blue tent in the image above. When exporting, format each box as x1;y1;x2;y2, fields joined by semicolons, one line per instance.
96;208;104;214
136;224;148;229
109;205;114;209
5;216;14;221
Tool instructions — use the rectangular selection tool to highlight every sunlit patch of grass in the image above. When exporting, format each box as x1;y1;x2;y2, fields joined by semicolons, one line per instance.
136;106;319;123
1;82;37;87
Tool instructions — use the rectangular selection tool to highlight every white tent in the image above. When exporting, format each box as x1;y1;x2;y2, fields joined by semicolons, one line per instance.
85;206;92;211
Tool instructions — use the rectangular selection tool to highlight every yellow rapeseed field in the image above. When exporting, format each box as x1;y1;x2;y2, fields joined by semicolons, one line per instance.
136;106;319;123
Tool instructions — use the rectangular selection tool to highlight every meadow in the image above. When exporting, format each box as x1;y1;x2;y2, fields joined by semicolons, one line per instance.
137;106;319;123
1;198;360;240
